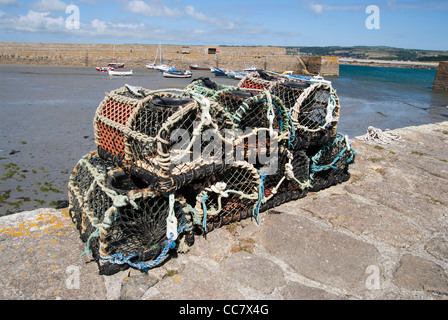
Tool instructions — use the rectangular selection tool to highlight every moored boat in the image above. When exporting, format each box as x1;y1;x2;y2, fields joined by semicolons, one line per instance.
189;65;210;70
108;63;125;69
154;64;171;72
163;70;192;78
243;65;257;72
213;68;227;77
108;69;133;76
96;67;114;72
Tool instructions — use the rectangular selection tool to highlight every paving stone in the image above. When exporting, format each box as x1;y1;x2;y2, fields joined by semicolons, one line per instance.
393;254;448;296
382;164;448;206
0;208;105;300
186;226;237;263
222;251;286;295
119;272;159;300
394;125;448;160
425;238;448;263
290;193;424;248
280;281;344;300
345;181;445;233
260;212;382;294
146;258;245;300
397;153;448;181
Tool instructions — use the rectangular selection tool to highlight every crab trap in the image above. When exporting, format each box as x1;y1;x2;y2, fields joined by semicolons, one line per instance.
94;84;236;193
238;71;340;148
69;72;356;275
308;133;356;192
68;150;195;275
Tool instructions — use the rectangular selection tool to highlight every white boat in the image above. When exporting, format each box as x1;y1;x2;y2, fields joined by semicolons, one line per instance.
146;42;171;71
154;64;171;72
225;70;247;80
233;71;247;80
189;64;210;70
96;66;114;72
243;65;257;72
163;70;192;78
310;74;332;85
108;69;133;76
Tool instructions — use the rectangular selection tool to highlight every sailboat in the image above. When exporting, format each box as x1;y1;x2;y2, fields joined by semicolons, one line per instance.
146;42;170;71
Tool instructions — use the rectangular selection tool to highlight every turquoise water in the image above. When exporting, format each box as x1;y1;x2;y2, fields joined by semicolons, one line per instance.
0;64;447;214
332;65;448;137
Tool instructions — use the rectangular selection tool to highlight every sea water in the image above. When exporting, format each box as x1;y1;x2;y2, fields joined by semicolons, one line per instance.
333;65;448;137
0;64;447;214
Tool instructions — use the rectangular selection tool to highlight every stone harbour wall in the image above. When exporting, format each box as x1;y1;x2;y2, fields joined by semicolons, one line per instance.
0;42;339;76
433;61;448;91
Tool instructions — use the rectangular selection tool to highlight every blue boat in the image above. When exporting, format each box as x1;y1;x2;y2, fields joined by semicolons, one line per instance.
167;67;183;75
213;68;227;77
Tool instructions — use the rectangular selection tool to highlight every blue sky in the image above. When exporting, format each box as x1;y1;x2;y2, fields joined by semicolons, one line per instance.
0;0;447;50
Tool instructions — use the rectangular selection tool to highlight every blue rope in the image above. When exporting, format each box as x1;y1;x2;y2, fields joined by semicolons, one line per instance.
201;192;209;232
311;146;348;172
253;174;266;224
79;227;99;258
99;223;192;273
310;133;357;174
285;111;296;149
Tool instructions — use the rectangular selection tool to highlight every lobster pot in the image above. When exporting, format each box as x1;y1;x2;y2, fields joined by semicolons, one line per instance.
238;70;283;92
188;78;291;134
186;77;232;97
289;81;340;147
191;161;261;233
259;143;310;213
94;85;184;163
309;133;356;192
68;151;189;275
270;81;312;111
94;85;235;192
212;88;291;134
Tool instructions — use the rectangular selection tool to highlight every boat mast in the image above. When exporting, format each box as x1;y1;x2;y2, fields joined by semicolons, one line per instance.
160;42;163;64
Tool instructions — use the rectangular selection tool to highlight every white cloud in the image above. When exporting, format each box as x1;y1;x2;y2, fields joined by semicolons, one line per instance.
32;0;69;12
3;10;65;32
387;0;448;10
0;8;208;43
184;5;236;30
310;4;324;14
307;2;365;15
123;0;182;18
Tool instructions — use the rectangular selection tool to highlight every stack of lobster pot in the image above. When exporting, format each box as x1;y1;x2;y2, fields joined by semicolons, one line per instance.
68;71;356;275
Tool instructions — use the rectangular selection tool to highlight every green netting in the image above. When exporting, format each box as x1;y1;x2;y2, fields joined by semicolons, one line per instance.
309;133;356;192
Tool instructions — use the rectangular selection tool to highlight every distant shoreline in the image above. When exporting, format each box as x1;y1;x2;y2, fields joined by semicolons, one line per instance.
339;58;439;70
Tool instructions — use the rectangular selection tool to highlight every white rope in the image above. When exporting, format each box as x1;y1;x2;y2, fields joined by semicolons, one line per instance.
358;126;401;144
207;182;229;198
166;193;178;241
